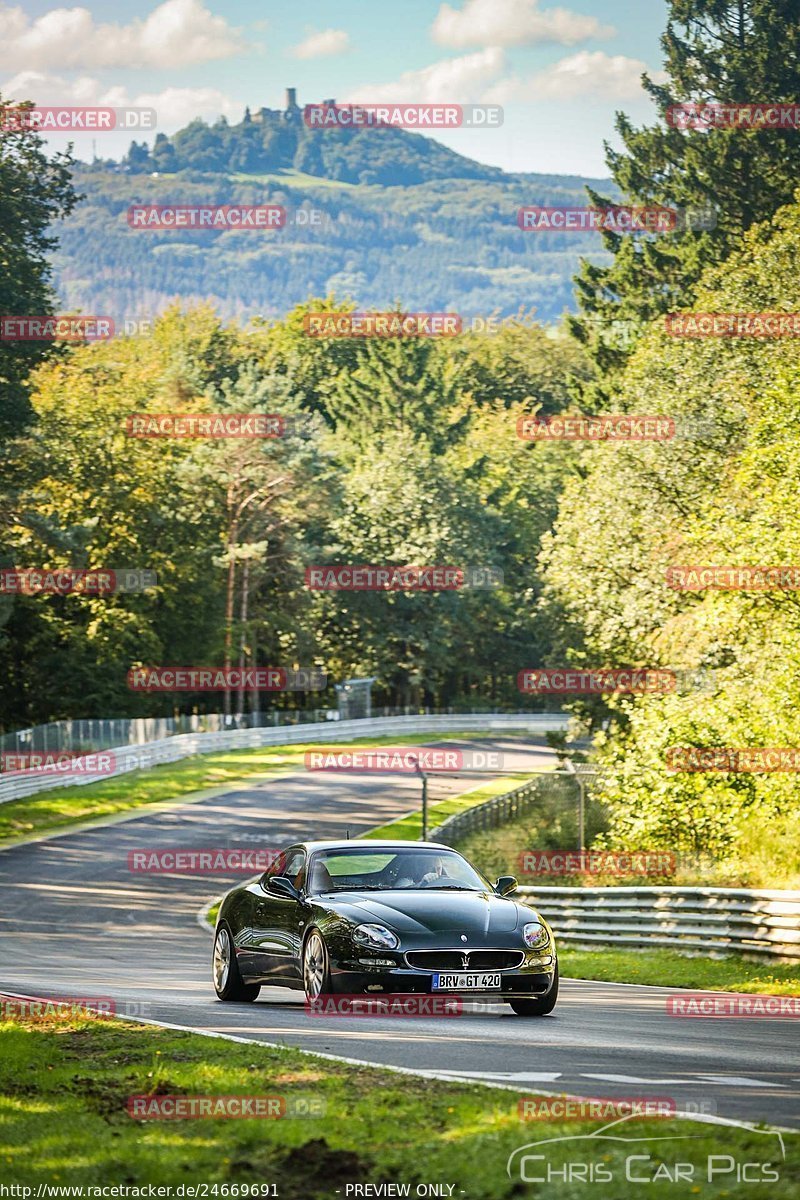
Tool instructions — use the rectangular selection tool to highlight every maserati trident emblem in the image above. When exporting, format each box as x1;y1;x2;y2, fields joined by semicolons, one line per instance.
461;953;470;969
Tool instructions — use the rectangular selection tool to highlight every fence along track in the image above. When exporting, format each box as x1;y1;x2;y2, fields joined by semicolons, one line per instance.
430;772;800;959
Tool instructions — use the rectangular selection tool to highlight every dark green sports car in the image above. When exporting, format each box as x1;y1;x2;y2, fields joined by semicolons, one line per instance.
212;840;558;1016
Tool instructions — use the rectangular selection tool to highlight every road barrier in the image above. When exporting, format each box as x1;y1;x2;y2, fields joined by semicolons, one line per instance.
0;712;568;806
516;885;800;959
431;772;572;841
431;775;800;959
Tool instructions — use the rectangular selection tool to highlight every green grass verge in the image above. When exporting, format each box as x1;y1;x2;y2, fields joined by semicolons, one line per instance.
1;1012;796;1195
559;947;800;996
0;732;499;847
0;746;304;846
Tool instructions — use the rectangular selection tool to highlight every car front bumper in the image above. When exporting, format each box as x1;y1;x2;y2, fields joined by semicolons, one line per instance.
327;951;557;999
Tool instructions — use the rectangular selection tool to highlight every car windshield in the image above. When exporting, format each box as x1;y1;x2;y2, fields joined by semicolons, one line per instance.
307;848;489;894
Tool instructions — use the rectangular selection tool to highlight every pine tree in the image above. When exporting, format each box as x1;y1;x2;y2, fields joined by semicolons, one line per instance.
570;0;800;392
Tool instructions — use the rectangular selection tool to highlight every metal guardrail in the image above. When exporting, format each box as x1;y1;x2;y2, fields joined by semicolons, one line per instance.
0;712;569;806
2;705;557;754
0;711;337;754
517;886;800;960
431;770;576;844
432;772;800;959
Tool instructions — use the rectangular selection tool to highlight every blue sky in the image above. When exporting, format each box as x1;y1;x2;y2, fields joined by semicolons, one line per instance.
1;0;671;174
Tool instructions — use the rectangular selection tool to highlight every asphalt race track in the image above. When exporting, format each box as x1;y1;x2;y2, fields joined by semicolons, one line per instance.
1;737;798;1130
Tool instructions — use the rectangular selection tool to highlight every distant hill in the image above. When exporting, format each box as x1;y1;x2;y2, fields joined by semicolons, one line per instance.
53;91;614;327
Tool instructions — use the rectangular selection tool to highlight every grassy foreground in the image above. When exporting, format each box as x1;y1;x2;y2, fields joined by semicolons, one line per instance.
1;1012;797;1196
0;731;500;846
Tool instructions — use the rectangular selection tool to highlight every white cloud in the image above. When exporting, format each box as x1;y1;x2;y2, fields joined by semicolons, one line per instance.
486;51;654;102
291;28;350;60
0;0;245;70
343;47;506;105
432;0;613;48
1;70;241;128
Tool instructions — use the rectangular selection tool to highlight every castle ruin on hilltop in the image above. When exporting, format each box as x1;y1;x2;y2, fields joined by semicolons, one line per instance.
250;88;335;123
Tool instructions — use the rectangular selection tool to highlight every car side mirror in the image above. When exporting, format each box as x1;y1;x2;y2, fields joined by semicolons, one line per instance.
267;875;301;901
494;875;517;896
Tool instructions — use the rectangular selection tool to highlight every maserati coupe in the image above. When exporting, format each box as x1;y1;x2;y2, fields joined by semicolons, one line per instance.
212;840;558;1016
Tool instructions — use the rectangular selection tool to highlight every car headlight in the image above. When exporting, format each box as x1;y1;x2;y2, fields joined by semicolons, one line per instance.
523;921;550;948
353;923;399;950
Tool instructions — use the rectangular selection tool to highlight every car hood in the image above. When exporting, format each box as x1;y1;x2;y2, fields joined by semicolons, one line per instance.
320;889;527;935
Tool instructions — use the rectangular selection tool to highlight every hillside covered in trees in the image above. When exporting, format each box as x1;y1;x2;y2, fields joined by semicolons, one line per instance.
53;98;613;326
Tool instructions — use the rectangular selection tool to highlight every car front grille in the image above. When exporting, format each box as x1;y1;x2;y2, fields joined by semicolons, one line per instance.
404;949;525;972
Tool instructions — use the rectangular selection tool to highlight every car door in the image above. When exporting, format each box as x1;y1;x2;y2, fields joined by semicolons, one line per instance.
251;846;307;985
235;850;287;981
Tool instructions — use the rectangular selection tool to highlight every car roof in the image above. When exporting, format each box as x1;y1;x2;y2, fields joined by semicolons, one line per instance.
300;840;453;852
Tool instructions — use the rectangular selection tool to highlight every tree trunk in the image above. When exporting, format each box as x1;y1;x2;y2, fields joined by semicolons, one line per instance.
236;558;250;719
223;516;238;719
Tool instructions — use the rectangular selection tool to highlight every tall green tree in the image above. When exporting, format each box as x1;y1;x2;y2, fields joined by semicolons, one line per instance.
570;0;800;390
542;197;800;880
0;94;80;681
0;95;80;437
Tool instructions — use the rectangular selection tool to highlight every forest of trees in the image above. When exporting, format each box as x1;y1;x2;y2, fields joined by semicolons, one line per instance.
54;165;609;327
2;0;799;876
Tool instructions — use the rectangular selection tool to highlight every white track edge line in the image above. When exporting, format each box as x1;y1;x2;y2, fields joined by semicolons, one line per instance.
108;1011;800;1135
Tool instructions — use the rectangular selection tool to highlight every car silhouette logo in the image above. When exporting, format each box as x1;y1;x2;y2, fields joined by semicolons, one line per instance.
506;1112;786;1180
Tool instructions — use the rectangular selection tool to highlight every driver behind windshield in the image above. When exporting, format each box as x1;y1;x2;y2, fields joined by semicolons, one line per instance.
395;853;449;888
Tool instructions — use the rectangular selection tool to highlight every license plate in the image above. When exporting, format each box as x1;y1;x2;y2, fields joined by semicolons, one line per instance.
432;972;501;990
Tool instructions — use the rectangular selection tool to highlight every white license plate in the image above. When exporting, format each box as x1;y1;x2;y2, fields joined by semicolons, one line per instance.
432;972;501;990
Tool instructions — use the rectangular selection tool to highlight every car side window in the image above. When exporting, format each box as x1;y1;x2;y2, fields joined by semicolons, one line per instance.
284;849;306;890
262;850;287;883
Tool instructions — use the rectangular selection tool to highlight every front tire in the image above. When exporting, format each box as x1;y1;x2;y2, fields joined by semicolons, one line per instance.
303;929;331;1001
213;923;260;1002
508;963;558;1016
